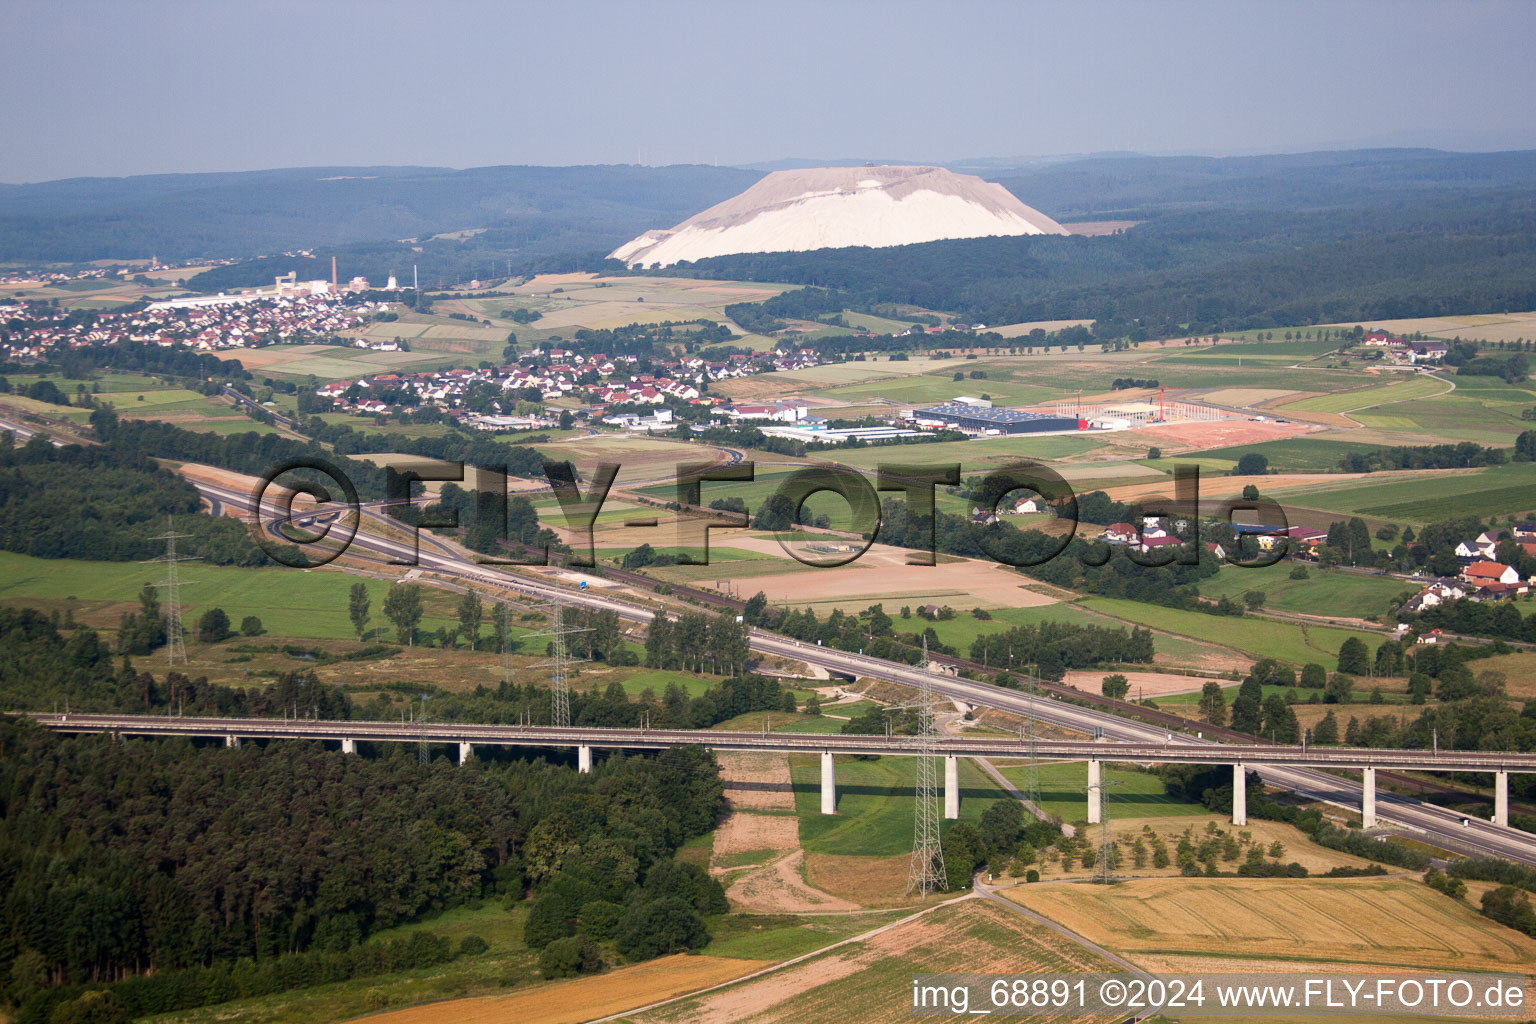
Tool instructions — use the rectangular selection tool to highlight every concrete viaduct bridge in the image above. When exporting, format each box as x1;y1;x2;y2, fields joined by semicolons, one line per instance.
26;713;1536;831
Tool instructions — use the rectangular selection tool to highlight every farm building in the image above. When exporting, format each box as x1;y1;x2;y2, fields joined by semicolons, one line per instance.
912;402;1080;434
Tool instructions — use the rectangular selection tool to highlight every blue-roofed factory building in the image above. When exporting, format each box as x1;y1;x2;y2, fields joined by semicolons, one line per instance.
912;402;1082;435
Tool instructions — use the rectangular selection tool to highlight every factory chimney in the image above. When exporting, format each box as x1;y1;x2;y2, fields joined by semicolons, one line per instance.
331;256;338;290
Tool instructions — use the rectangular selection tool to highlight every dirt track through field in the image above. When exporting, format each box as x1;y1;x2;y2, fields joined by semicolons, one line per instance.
725;849;862;914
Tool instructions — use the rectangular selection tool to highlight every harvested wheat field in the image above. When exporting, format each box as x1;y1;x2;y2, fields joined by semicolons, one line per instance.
1007;814;1381;882
726;850;860;914
717;538;1059;611
637;897;1111;1024
1007;876;1536;972
1123;418;1316;449
1060;669;1212;698
346;954;768;1024
1101;471;1366;505
717;751;797;813
803;853;913;907
713;814;799;860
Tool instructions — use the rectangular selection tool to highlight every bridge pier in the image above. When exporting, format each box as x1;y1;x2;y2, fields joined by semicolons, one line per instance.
578;744;592;774
944;755;959;820
1495;771;1509;827
1087;759;1102;824
821;751;835;814
224;734;240;749
1232;763;1247;826
1362;767;1376;829
341;738;356;754
458;742;473;766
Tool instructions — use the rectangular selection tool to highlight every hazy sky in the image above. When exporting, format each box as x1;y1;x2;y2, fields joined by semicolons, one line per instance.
3;0;1535;182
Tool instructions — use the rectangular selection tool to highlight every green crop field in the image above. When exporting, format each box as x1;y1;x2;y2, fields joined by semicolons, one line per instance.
1281;375;1450;414
643;555;832;585
826;432;1105;471
914;603;1115;653
1079;596;1382;666
1274;462;1536;524
789;753;1005;856
1165;338;1341;361
1193;437;1388;472
1197;563;1414;618
992;761;1205;823
0;551;458;641
813;372;1064;408
702;910;906;962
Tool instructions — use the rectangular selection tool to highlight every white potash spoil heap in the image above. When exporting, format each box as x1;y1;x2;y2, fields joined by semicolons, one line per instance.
611;165;1067;267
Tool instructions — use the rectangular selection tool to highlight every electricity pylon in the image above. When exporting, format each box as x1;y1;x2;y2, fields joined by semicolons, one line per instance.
531;590;590;727
501;600;515;687
152;516;197;666
906;636;947;898
417;695;431;765
1024;663;1041;811
1083;775;1124;885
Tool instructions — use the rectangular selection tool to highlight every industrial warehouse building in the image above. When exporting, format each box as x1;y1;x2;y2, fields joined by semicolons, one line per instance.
912;402;1081;434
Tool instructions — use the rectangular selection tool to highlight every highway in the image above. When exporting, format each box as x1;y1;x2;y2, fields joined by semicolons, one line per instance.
179;472;1536;866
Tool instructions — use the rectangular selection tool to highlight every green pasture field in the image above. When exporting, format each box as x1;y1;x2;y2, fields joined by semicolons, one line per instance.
189;418;286;436
711;710;845;734
1079;596;1382;666
6;371;175;394
0;551;457;641
1272;462;1536;524
590;545;759;563
638;469;797;507
531;497;650;528
1348;376;1536;443
811;372;1064;408
1280;375;1450;414
236;345;457;381
1134;456;1238;475
533;435;702;462
1164;338;1341;361
5;386;220;424
912;603;1115;653
1155;684;1409;710
642;555;834;585
593;668;728;700
839;310;917;334
703;331;778;353
142;901;539;1024
703;910;907;962
789;753;1005;856
825;433;1106;472
992;761;1205;824
1197;563;1414;618
1192;437;1388;472
1134;363;1365;393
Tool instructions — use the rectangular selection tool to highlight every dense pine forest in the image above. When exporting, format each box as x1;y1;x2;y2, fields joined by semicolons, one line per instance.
0;715;725;1022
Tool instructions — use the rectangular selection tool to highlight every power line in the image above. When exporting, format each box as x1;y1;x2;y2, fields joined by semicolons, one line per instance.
906;635;946;898
530;590;591;728
501;599;515;687
151;516;197;667
1082;773;1124;885
1024;663;1041;811
418;694;431;765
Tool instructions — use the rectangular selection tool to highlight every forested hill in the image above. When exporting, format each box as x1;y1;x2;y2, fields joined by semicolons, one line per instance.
0;717;725;1023
0;163;761;266
991;148;1536;220
662;191;1536;332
